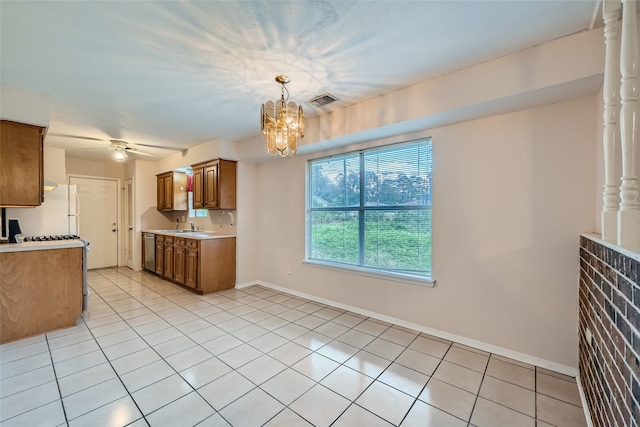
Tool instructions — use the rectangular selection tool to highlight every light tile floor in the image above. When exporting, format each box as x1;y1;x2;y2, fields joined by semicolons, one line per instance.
0;267;588;427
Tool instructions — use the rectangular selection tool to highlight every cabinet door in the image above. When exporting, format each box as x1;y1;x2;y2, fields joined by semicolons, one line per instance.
186;246;199;290
164;175;173;210
192;166;204;209
174;242;186;284
157;175;166;211
218;160;237;210
155;241;164;275
163;244;174;279
0;121;44;207
204;162;219;208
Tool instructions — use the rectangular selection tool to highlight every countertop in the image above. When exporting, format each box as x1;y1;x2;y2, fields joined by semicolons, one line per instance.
0;240;85;253
144;230;236;240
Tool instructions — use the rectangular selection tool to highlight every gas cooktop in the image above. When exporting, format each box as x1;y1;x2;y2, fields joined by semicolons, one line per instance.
22;235;83;242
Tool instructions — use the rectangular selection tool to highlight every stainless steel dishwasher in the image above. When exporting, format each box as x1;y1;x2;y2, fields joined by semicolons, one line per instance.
143;232;155;271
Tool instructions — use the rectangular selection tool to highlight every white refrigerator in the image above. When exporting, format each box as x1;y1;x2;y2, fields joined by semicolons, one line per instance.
7;184;79;236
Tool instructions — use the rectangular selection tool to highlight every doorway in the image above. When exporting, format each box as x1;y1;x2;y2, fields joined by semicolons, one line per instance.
69;176;119;269
124;178;134;269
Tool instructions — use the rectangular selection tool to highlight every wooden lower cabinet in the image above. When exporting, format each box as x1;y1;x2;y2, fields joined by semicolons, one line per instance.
185;239;199;290
147;235;235;294
155;234;164;275
174;238;186;284
197;238;236;293
0;247;83;344
163;236;174;279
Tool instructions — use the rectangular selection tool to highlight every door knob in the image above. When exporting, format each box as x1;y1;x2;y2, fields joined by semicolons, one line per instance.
112;229;116;232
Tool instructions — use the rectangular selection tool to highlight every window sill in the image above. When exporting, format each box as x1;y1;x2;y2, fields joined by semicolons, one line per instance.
302;259;435;287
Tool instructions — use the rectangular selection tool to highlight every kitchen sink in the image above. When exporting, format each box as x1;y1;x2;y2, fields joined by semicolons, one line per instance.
157;230;215;235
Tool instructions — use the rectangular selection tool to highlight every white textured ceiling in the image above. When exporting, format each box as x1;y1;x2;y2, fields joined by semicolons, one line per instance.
1;1;599;162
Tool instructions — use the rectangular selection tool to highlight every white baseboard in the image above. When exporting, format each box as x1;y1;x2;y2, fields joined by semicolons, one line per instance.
576;372;594;427
236;280;578;377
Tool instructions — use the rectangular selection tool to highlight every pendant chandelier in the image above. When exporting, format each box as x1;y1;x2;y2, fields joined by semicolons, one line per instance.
260;75;304;157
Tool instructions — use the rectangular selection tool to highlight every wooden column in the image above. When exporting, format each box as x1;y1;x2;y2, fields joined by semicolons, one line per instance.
602;0;621;242
618;0;640;247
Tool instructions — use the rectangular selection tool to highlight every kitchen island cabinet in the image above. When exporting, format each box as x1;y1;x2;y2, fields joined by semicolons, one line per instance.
0;242;83;344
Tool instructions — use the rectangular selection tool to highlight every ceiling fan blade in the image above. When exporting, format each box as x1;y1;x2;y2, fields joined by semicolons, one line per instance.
130;142;185;151
75;147;111;150
125;148;155;157
50;133;105;141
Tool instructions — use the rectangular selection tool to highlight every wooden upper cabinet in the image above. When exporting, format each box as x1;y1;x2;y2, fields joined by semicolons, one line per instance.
0;120;45;207
156;171;187;211
204;161;219;209
157;175;166;210
191;159;236;210
192;165;204;209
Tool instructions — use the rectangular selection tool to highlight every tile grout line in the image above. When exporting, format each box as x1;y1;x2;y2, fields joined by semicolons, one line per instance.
393;335;454;426
45;334;70;427
465;350;491;427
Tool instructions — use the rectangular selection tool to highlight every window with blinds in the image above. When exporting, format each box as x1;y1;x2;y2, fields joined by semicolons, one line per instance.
307;139;432;278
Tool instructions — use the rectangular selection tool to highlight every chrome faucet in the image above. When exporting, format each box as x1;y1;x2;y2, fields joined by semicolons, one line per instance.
189;221;194;232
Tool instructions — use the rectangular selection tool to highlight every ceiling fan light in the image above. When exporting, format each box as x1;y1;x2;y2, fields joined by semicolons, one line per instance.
113;148;127;160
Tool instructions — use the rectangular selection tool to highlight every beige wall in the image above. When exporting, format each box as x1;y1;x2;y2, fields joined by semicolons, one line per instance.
43;146;66;184
246;95;596;372
66;157;126;181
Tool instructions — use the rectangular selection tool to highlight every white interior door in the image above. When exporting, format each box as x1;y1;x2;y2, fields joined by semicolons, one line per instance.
70;176;118;269
125;178;134;269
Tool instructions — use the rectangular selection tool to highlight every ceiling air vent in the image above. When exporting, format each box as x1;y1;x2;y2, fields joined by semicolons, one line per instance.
308;93;340;107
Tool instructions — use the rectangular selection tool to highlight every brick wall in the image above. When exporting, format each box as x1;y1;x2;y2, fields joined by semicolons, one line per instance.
579;235;640;427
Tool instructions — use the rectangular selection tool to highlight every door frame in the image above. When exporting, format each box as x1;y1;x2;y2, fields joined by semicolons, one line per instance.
124;177;134;269
67;174;122;267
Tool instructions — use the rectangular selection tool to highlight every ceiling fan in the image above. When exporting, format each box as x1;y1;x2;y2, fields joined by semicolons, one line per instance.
49;133;185;160
76;139;155;159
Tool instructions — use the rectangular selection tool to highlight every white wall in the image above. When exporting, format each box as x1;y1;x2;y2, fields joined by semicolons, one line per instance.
248;95;596;370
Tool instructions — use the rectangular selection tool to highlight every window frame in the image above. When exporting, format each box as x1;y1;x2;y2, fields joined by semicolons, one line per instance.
304;139;434;287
